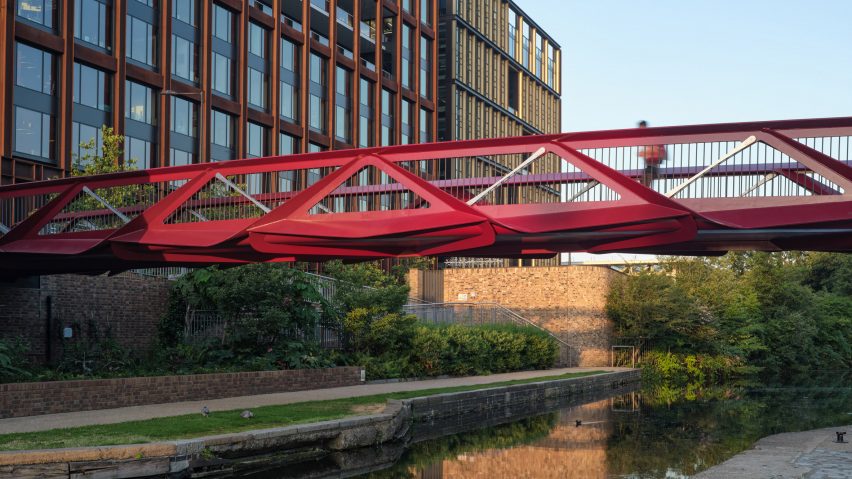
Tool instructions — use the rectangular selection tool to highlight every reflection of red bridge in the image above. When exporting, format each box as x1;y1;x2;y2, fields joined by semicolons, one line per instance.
1;117;851;277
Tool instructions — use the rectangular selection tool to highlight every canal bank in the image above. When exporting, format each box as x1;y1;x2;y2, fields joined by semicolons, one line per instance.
694;424;852;479
0;369;640;478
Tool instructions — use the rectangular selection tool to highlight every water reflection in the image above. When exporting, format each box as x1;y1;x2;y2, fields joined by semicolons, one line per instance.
361;372;851;479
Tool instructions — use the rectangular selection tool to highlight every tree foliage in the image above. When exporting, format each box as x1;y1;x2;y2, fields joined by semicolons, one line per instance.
607;252;852;377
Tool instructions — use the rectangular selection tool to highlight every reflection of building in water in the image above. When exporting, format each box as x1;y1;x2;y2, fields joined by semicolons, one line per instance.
419;398;615;478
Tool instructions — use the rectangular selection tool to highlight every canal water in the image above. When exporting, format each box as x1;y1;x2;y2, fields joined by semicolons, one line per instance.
365;372;852;479
238;372;852;478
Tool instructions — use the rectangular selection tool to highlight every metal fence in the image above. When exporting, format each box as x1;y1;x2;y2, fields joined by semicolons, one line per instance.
183;309;345;350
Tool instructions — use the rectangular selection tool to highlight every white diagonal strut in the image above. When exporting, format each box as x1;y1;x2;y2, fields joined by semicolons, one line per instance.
81;186;131;223
467;147;547;206
0;222;10;234
664;136;758;198
566;180;600;202
740;172;779;197
214;173;272;213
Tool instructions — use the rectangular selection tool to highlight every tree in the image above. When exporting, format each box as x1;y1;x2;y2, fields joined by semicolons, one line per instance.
73;126;132;176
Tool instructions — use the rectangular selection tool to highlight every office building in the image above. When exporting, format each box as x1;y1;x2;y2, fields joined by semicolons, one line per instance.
0;0;438;185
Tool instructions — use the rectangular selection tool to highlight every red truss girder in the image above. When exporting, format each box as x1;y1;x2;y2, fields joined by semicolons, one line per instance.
2;117;852;277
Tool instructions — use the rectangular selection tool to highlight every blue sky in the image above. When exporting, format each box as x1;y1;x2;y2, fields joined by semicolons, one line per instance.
518;0;852;132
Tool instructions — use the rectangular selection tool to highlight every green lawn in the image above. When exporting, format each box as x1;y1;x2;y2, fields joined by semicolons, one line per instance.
0;371;605;452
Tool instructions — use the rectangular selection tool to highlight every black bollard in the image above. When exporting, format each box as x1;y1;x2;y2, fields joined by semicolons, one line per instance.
836;432;846;443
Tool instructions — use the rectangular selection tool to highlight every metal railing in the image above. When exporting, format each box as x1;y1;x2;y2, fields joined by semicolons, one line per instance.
184;309;344;350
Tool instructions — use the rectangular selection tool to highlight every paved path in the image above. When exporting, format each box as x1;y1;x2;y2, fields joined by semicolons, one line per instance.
695;424;852;479
0;367;626;434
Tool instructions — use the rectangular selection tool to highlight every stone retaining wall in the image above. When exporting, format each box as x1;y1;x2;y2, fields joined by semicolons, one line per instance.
0;370;641;478
0;367;363;419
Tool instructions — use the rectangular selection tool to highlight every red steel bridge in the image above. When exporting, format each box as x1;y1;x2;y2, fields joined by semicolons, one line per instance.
1;116;851;278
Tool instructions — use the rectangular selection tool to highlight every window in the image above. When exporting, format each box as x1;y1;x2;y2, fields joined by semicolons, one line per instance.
17;0;57;30
401;99;413;144
420;108;431;142
212;53;231;95
125;136;155;169
173;0;195;26
547;44;556;88
402;0;412;15
248;68;267;109
248;22;266;58
280;38;299;122
72;122;103;168
125;80;155;124
521;22;530;69
335;66;352;143
380;88;394;146
420;36;431;99
280;133;299;155
171;35;197;82
401;24;414;91
308;53;327;133
16;43;54;95
73;63;110;111
358;78;374;148
420;0;431;26
75;0;111;50
507;67;519;113
211;4;235;98
246;122;268;158
212;4;232;42
536;34;544;78
170;96;197;137
125;80;158;167
508;9;517;59
170;148;193;166
14;107;54;161
127;16;157;67
210;110;233;149
250;0;273;16
247;22;268;110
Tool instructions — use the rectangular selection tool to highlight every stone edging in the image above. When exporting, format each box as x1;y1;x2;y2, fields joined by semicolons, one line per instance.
0;370;641;478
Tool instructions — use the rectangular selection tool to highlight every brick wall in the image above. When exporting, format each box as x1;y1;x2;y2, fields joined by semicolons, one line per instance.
0;272;171;363
0;366;363;418
409;266;621;367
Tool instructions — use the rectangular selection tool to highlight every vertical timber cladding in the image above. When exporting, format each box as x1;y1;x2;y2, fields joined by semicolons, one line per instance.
439;0;562;267
413;266;619;367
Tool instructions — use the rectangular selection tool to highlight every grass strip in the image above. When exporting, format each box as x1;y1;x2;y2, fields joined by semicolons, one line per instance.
0;370;605;451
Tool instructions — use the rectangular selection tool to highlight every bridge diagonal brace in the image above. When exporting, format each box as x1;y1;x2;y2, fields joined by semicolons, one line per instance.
566;180;600;202
665;136;758;198
466;147;547;205
740;173;778;197
0;222;9;234
214;173;271;213
82;186;131;224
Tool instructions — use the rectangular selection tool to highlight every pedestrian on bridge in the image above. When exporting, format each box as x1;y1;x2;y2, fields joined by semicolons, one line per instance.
637;120;667;188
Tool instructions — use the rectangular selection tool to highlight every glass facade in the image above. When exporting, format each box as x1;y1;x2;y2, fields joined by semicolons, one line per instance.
4;0;436;176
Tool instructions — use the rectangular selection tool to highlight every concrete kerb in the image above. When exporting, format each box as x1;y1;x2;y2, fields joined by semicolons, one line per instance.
0;370;640;476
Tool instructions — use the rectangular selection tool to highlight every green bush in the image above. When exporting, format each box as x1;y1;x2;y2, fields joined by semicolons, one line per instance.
639;350;749;384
